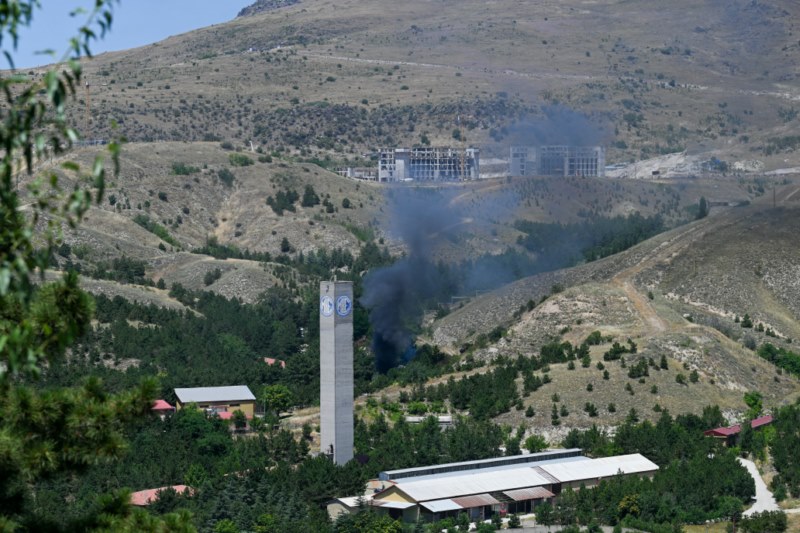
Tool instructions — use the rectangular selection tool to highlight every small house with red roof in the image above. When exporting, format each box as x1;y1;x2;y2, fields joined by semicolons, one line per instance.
151;399;176;419
703;415;774;446
264;357;286;369
130;485;193;506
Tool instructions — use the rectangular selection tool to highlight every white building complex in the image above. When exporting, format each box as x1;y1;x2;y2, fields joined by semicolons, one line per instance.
378;147;480;182
510;146;606;177
328;450;658;524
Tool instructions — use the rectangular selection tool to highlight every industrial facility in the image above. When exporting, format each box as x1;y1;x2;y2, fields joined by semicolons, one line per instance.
320;280;355;465
509;146;606;177
378;147;480;182
328;450;658;524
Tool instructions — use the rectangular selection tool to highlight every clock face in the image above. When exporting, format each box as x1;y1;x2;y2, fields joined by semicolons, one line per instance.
320;296;334;317
336;295;352;317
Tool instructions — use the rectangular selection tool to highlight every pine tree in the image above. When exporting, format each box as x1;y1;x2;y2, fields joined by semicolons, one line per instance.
0;3;190;529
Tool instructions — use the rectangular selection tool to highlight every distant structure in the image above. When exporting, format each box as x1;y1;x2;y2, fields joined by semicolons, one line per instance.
320;281;354;465
335;167;378;181
509;146;605;177
378;147;480;182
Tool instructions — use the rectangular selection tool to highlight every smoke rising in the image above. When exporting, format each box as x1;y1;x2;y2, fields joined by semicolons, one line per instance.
505;104;608;147
361;187;462;372
361;106;610;372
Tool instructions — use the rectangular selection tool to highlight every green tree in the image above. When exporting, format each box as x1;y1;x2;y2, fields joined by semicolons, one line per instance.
525;434;548;453
232;409;248;431
0;1;191;530
537;502;554;530
697;196;709;219
262;384;294;417
301;184;320;207
744;391;763;418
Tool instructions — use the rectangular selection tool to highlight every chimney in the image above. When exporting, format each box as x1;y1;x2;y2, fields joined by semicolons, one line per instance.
319;281;354;465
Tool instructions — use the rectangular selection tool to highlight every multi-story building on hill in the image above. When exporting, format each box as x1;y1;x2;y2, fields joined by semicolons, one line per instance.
378;147;480;182
509;145;605;177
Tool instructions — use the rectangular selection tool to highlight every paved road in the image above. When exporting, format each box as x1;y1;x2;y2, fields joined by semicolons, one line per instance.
738;457;780;516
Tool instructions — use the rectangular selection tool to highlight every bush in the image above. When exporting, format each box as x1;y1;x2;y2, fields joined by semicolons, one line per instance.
585;330;604;345
229;153;254;167
171;162;200;175
217;168;235;187
525;434;547;453
133;214;180;248
204;268;222;286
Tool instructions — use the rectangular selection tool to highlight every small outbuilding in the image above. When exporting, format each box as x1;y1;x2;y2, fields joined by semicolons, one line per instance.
151;399;176;419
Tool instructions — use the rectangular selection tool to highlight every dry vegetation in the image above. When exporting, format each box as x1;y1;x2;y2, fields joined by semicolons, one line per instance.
18;0;796;172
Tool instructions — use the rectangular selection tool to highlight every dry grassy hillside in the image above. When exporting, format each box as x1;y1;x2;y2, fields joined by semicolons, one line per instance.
28;139;781;304
19;0;798;172
426;184;800;428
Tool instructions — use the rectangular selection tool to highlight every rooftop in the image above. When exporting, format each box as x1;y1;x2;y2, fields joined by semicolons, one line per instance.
537;454;659;483
373;453;658;504
386;465;554;502
130;485;193;506
151;399;175;411
174;385;256;404
380;449;582;481
704;415;774;437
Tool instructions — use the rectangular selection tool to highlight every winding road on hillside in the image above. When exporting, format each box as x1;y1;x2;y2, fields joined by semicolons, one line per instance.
607;182;800;338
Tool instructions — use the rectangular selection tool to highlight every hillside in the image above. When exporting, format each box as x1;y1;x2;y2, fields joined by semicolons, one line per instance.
23;0;797;173
422;183;800;430
15;0;800;434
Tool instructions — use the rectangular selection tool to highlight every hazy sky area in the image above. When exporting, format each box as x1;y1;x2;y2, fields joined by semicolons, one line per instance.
12;0;254;68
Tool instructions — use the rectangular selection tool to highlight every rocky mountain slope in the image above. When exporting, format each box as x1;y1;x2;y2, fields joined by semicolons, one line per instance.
30;0;799;171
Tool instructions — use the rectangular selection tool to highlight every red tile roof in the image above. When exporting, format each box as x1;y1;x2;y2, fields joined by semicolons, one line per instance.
751;414;774;429
704;415;774;437
130;485;192;506
151;399;175;411
264;357;286;369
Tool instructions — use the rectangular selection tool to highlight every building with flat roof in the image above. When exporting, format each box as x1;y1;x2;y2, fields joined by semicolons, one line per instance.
378;147;480;182
174;385;257;418
509;146;605;177
328;451;658;523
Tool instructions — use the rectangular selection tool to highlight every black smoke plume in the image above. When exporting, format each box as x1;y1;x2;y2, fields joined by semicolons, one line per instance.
361;187;461;372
